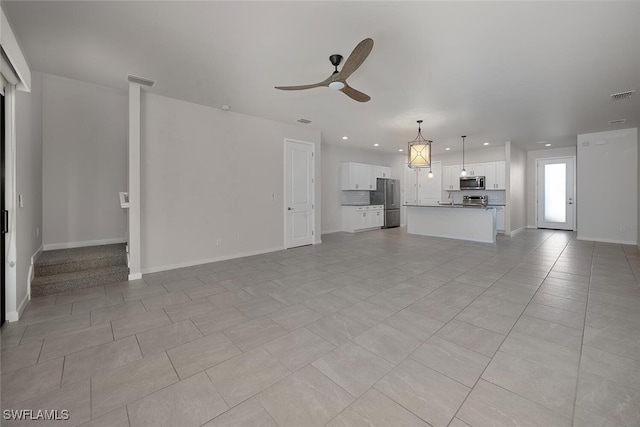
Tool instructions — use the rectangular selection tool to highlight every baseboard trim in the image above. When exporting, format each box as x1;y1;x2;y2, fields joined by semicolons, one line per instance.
321;229;342;235
43;237;126;251
141;246;286;275
509;227;525;237
577;236;637;245
128;272;143;281
27;245;43;299
6;292;29;322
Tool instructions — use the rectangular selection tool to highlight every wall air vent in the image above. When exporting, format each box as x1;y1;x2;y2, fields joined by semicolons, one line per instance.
127;74;156;87
297;118;312;124
610;90;635;101
608;119;627;124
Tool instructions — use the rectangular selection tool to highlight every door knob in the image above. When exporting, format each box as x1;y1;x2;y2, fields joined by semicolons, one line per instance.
287;207;293;210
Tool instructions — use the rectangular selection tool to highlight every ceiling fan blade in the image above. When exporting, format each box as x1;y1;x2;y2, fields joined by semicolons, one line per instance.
275;76;331;91
340;83;371;103
337;38;374;81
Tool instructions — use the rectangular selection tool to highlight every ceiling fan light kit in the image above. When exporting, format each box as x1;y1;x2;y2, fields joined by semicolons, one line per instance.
275;38;374;102
408;120;432;169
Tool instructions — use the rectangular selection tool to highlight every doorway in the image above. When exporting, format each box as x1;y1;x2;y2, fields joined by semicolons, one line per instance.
2;92;6;326
284;139;315;249
537;157;575;230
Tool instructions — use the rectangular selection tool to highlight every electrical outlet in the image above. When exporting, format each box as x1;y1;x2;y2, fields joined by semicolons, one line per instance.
216;238;222;246
272;193;277;201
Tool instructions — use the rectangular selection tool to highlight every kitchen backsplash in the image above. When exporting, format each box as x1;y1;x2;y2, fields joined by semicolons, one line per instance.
450;190;506;205
342;191;370;205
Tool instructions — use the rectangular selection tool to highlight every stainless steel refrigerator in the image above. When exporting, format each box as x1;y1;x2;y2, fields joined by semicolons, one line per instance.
371;178;400;228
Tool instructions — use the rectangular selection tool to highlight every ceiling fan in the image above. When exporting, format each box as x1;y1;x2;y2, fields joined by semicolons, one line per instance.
275;38;374;103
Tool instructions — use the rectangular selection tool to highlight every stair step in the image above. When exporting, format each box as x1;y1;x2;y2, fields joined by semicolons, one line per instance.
31;265;129;297
35;244;127;276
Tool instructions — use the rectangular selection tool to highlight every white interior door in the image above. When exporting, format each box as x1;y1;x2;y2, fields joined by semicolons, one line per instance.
537;157;575;230
285;139;314;248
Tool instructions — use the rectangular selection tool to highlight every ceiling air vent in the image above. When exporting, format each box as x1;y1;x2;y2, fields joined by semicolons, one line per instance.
297;118;312;124
610;90;635;101
608;119;627;124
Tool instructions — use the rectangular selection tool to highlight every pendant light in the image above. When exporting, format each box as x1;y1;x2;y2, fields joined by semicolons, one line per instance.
408;120;431;168
460;135;467;176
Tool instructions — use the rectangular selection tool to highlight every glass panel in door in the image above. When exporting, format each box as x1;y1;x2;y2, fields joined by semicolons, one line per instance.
537;157;575;230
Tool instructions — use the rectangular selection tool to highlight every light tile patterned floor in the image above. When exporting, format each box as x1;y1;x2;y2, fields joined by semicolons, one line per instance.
2;228;640;426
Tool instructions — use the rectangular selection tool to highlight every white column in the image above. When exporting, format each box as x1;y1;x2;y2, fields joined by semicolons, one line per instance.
128;82;142;280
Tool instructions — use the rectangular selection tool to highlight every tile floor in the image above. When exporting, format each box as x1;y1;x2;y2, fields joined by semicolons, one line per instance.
1;228;640;426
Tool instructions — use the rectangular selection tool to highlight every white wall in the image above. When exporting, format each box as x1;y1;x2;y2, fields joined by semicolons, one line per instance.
435;145;506;166
577;128;637;244
42;73;127;248
506;142;526;234
526;146;577;227
321;144;386;233
140;93;321;273
10;72;42;316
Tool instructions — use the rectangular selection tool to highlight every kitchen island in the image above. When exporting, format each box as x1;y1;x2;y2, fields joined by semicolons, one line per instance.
405;204;497;243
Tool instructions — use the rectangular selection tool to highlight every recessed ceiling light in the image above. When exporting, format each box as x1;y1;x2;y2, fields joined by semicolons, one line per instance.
545;143;551;146
342;136;348;140
398;149;404;152
483;142;490;146
374;143;379;147
445;147;451;151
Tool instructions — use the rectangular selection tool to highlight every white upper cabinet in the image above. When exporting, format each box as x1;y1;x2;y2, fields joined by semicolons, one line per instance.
443;165;461;190
364;165;376;190
405;162;441;205
467;163;486;177
417;162;442;205
375;166;392;179
442;161;505;190
404;164;418;205
485;161;506;189
342;162;364;190
342;162;389;190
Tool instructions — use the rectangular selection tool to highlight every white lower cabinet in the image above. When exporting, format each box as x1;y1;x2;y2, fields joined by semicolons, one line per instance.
342;205;384;232
496;206;505;232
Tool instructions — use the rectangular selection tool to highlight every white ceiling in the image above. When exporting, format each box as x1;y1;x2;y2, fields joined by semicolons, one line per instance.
4;1;640;155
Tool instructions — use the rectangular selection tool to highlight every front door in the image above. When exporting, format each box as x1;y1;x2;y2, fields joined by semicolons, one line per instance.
284;139;314;248
537;157;575;230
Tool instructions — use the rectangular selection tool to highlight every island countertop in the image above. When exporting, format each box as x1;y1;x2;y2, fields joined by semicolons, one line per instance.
404;204;496;209
406;205;497;243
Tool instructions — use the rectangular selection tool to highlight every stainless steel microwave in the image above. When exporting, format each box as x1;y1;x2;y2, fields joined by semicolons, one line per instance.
460;176;485;190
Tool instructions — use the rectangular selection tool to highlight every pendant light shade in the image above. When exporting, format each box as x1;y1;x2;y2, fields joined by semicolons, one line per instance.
460;135;467;176
408;120;431;168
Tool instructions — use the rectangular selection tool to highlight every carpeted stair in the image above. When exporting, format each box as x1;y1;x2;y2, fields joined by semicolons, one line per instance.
32;244;129;297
